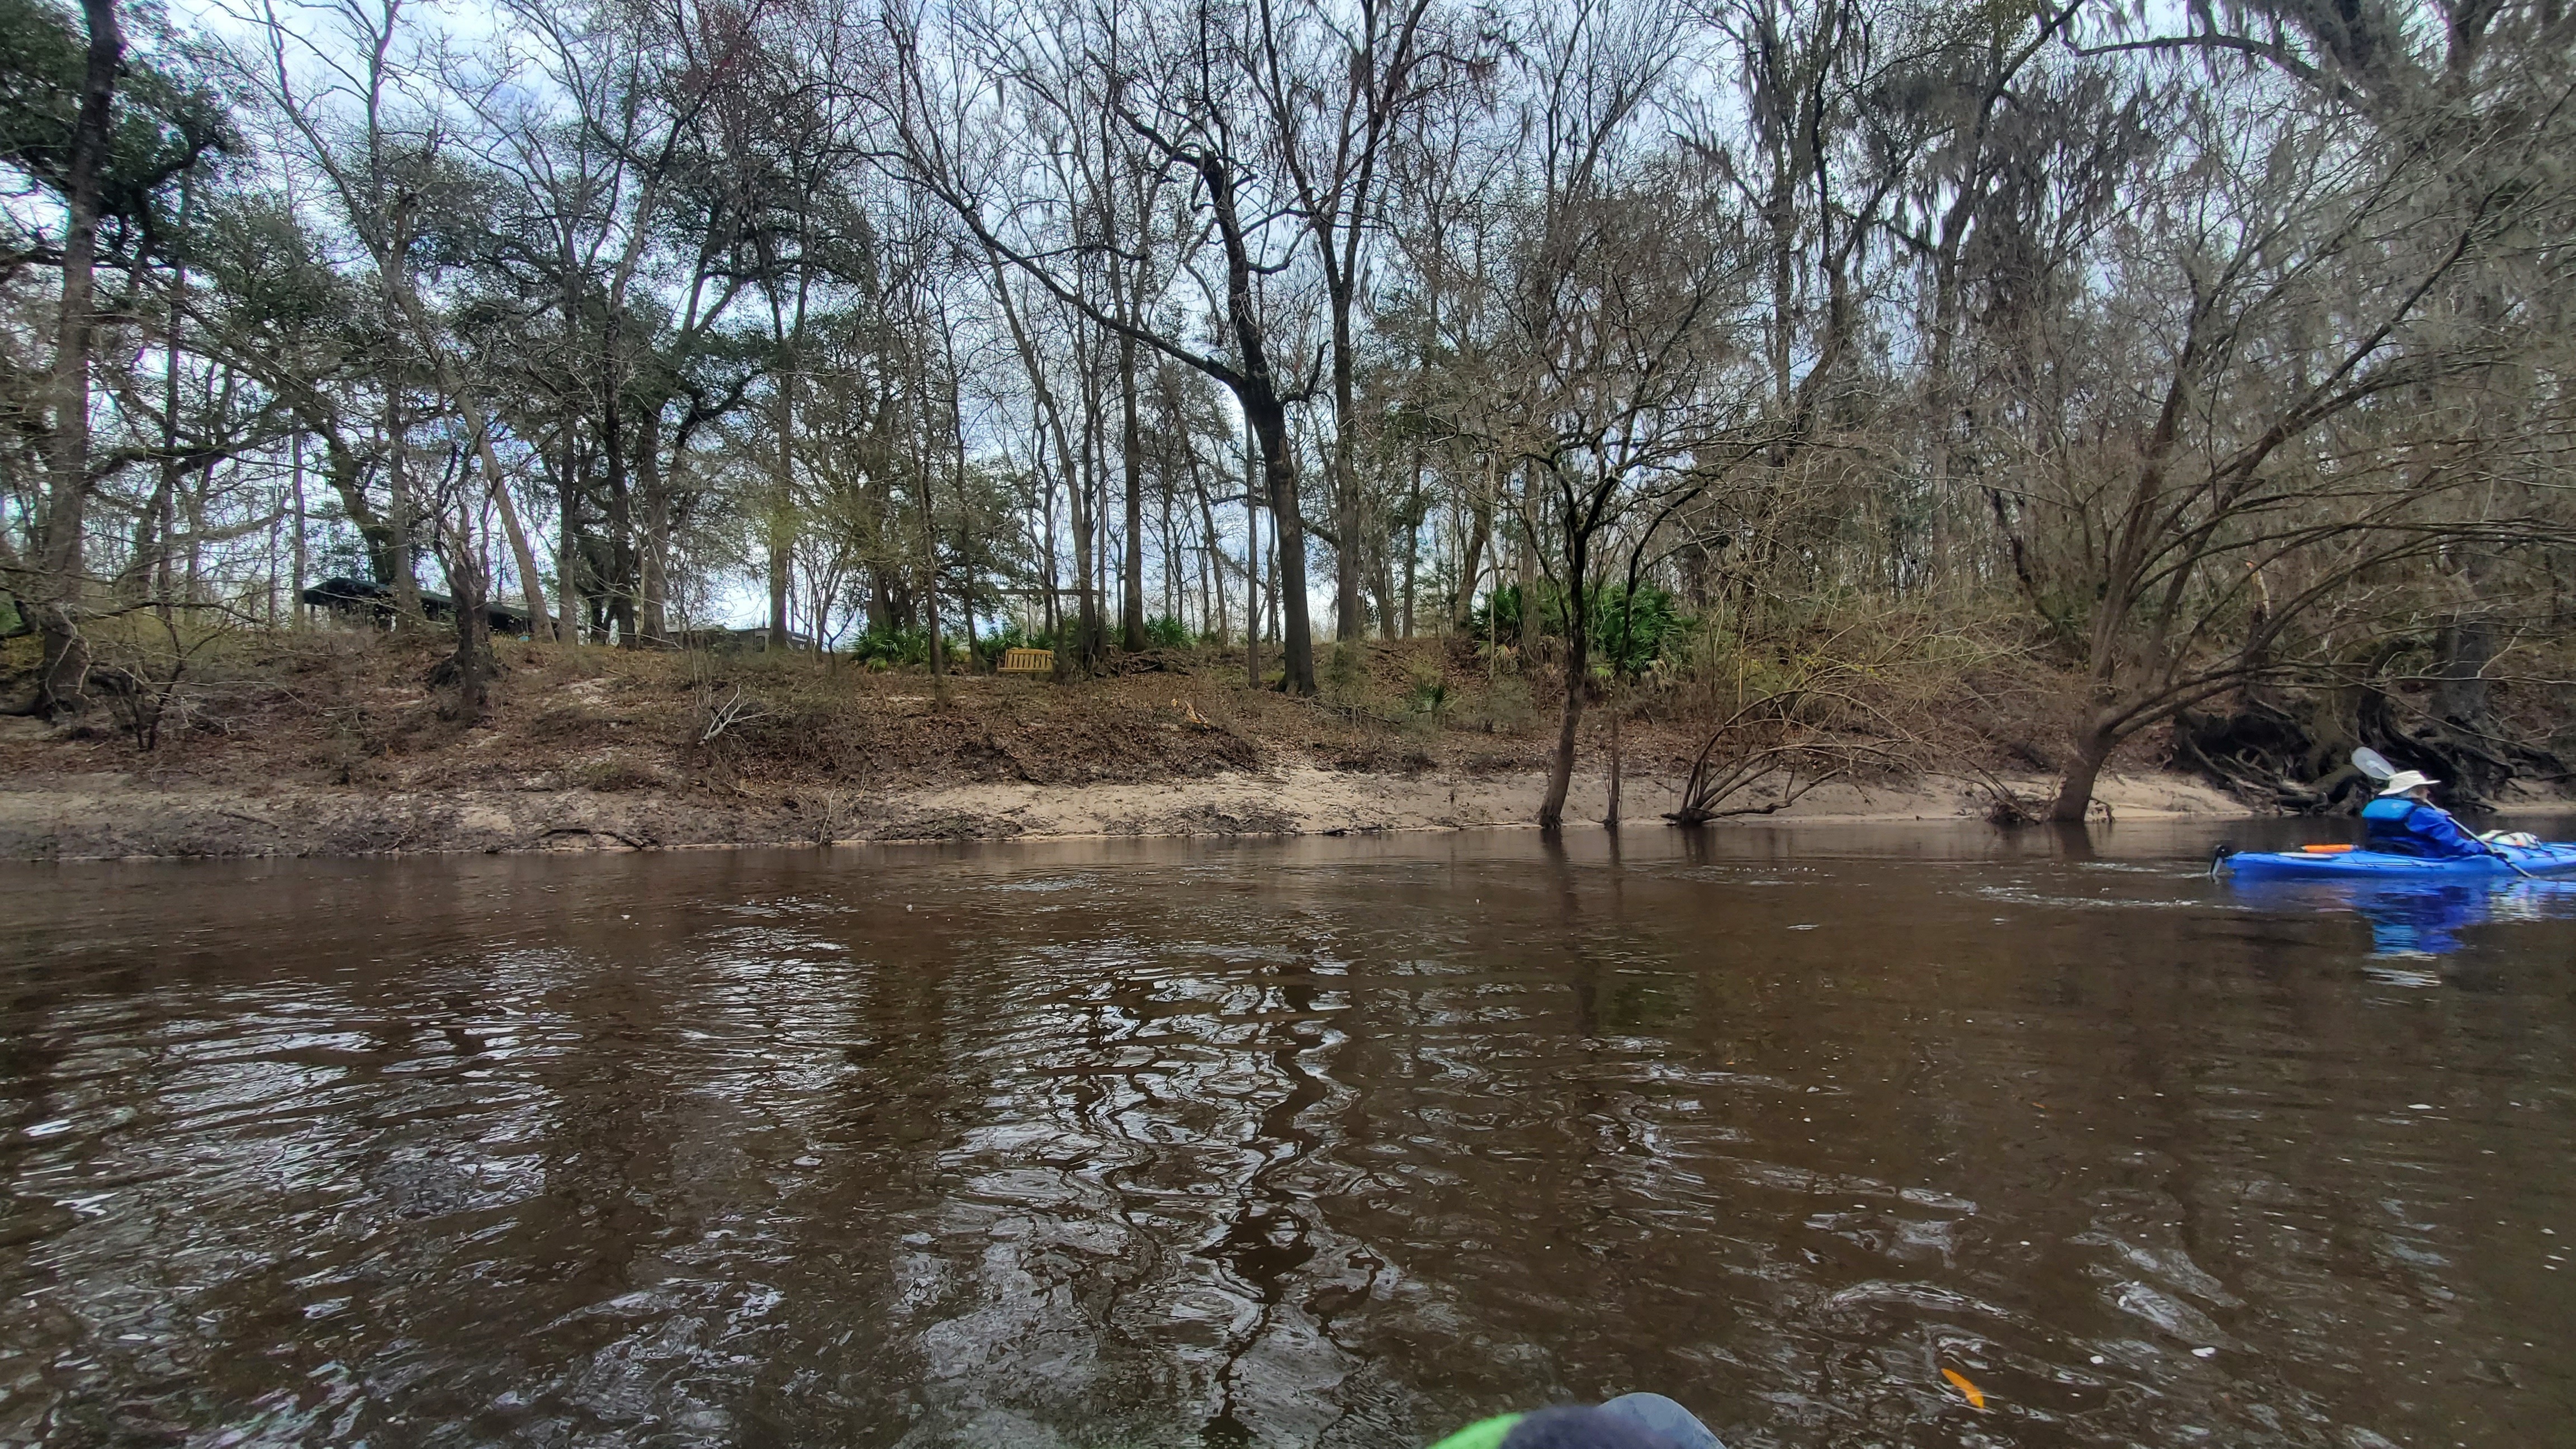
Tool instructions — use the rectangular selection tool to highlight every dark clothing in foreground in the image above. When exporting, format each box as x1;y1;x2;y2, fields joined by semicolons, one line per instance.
1427;1393;1726;1449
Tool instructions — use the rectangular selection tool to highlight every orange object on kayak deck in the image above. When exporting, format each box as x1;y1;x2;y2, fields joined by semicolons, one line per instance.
2299;844;2357;854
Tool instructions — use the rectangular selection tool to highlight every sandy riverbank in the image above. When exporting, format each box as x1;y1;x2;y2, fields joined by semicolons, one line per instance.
0;764;2255;861
0;627;2378;860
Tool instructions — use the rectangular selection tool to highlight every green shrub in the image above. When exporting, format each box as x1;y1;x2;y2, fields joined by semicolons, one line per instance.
1590;585;1680;678
845;626;931;668
1404;662;1453;721
1467;581;1684;678
1144;615;1192;648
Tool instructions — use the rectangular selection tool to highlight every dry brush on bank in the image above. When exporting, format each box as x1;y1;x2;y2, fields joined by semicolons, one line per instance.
0;599;2308;859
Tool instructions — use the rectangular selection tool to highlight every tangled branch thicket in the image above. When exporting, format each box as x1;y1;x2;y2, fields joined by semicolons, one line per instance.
3;0;2572;822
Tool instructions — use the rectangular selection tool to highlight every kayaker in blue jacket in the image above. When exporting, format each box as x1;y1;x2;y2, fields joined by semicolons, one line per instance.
2360;771;2486;859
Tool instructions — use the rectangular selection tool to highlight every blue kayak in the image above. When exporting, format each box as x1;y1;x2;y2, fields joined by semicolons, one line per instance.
2221;841;2576;879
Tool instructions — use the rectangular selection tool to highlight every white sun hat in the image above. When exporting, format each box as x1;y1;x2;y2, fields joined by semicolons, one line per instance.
2378;769;2439;797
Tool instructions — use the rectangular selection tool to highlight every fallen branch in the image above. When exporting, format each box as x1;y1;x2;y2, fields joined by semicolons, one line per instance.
1663;671;1928;826
695;684;768;745
1665;740;1917;825
537;825;657;850
1943;764;2043;826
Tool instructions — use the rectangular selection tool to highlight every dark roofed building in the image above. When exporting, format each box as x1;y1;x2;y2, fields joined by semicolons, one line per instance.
302;577;533;636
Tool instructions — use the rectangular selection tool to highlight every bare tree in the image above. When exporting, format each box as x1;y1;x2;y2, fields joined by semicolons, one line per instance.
2009;73;2573;820
1450;0;1755;829
878;0;1329;692
233;0;556;647
1250;0;1462;642
4;0;124;715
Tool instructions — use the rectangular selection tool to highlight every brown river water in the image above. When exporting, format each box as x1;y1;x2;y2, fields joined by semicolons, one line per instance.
2;823;2572;1448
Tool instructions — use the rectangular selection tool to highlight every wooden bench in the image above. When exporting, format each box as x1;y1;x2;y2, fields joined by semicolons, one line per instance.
997;647;1055;675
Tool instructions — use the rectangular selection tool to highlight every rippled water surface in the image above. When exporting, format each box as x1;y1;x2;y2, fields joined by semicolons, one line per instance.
4;823;2574;1448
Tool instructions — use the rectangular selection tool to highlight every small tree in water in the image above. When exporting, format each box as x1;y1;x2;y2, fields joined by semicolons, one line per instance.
1444;0;1752;830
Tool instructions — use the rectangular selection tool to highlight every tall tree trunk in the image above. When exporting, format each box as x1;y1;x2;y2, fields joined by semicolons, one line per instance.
1454;460;1493;632
1190;445;1228;645
457;397;552;643
921;442;946;705
944;332;975;673
1374;525;1397;644
637;412;669;646
2049;723;2112;824
1194;155;1313;693
29;0;124;716
1331;372;1363;642
1160;456;1176;626
439;519;493;722
289;430;307;624
1244;433;1261;688
387;395;420;621
557;274;584;644
1244;395;1315;693
1540;579;1590;831
183;453;206;609
603;416;636;646
556;432;581;643
988;266;1073;647
1118;332;1147;652
766;538;791;656
769;536;792;649
1602;708;1621;830
143;454;173;621
1068;371;1101;672
2434;619;2494;727
1040;441;1060;636
1922;255;1963;594
1401;445;1421;638
765;264;809;652
1266;442;1311;695
1516;463;1540;659
138;171;190;621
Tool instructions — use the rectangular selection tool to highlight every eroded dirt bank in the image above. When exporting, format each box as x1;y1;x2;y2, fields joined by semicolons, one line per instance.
0;765;2255;861
2;631;2264;860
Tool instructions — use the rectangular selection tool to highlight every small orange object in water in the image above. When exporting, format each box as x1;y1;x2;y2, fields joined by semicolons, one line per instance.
2299;844;2357;854
1942;1368;1987;1410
